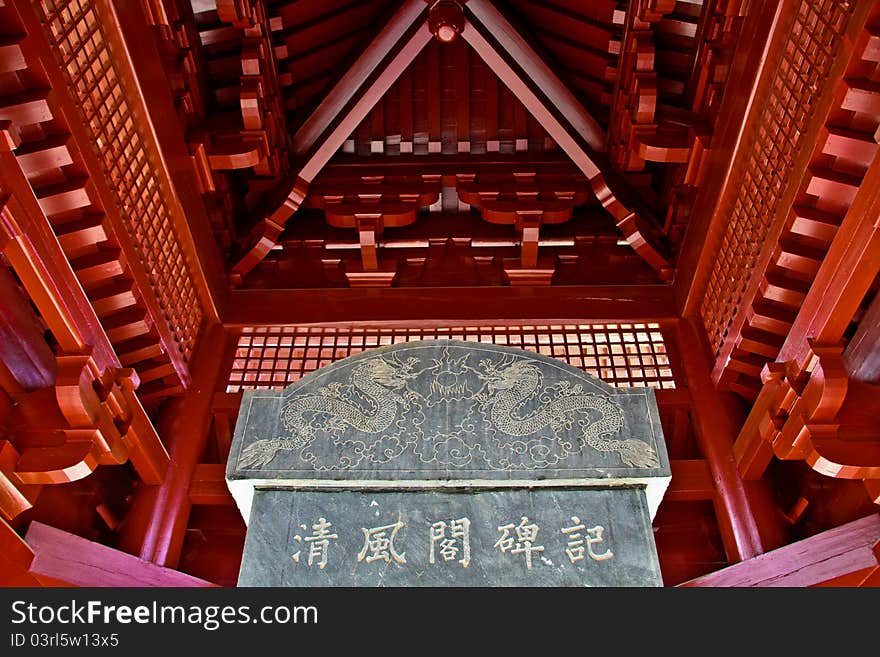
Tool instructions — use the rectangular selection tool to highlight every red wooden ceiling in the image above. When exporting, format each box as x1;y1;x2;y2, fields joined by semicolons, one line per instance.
190;0;707;288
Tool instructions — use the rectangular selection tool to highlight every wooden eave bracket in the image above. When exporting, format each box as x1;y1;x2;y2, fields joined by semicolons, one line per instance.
0;352;169;521
461;0;672;281
230;0;673;284
734;342;880;505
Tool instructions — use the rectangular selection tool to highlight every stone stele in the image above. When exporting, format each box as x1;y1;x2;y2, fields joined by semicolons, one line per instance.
227;340;671;586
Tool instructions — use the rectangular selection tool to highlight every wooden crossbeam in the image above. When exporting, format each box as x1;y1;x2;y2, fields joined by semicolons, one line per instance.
461;0;672;280
680;513;880;587
223;284;675;326
25;521;217;587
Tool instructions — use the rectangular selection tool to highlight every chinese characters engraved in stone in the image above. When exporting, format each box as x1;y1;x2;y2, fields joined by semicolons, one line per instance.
291;517;339;569
357;520;407;564
428;518;471;567
560;516;614;563
494;516;546;570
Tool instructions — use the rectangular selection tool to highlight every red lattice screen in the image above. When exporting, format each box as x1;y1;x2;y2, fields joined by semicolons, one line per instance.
227;323;676;392
700;1;853;355
37;0;203;362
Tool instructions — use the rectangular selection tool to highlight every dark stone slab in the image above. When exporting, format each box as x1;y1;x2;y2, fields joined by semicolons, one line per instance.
227;341;670;491
238;487;663;587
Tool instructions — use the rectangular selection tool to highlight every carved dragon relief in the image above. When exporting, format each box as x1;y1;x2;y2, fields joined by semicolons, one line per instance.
238;345;658;471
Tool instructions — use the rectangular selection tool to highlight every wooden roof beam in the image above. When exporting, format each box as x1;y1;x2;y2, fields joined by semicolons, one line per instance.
223;284;675;326
461;0;672;281
233;0;672;284
230;0;432;283
25;521;217;587
680;513;880;587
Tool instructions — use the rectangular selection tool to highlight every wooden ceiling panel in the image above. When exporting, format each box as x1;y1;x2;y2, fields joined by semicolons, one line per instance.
342;39;557;157
271;0;398;121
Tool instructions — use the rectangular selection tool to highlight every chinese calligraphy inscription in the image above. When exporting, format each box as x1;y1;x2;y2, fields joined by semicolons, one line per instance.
239;487;662;586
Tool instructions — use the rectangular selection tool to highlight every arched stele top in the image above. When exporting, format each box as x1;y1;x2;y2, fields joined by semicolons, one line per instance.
227;340;670;521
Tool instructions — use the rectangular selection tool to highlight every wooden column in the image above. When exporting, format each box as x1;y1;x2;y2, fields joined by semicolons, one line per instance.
675;317;785;562
119;322;230;568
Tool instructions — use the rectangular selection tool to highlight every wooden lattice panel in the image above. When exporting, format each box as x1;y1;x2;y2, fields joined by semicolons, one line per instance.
701;1;854;356
36;0;203;362
227;323;677;392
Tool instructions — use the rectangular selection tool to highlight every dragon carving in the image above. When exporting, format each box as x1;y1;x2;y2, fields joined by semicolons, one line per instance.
478;357;657;468
238;356;417;467
236;347;658;470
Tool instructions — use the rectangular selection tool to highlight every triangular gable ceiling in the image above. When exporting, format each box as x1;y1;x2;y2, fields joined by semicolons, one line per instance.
272;0;623;139
337;37;562;157
230;0;672;284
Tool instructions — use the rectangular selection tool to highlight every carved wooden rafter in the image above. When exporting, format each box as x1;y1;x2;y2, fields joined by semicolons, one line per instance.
230;0;673;284
608;0;698;172
190;0;290;183
734;342;880;505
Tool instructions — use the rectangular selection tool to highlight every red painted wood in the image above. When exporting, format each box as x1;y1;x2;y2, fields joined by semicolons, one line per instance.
681;513;880;587
844;287;880;384
26;521;217;587
666;459;714;502
675;317;784;562
189;464;235;506
119;323;230;568
11;0;196;390
675;0;785;315
0;264;56;391
224;284;674;325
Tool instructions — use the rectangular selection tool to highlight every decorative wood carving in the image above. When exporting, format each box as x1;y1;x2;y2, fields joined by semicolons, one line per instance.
700;2;868;397
734;342;880;504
